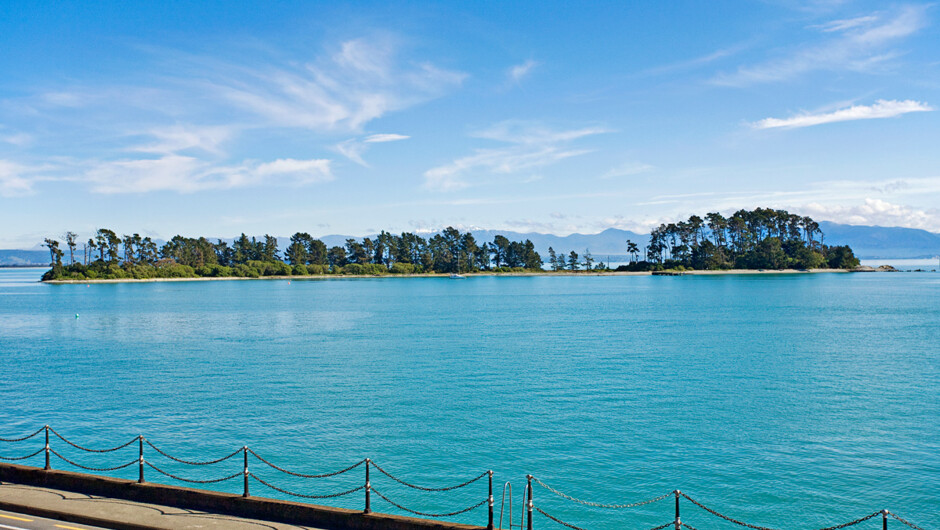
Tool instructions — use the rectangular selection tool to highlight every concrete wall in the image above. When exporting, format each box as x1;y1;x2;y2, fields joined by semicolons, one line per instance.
0;463;485;530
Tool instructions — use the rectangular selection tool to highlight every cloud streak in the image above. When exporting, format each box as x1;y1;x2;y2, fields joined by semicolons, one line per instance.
334;132;410;166
713;5;928;86
753;99;932;129
423;122;610;191
507;60;539;83
85;156;333;194
210;38;466;133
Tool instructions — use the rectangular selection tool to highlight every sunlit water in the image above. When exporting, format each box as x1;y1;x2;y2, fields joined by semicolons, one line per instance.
0;268;938;529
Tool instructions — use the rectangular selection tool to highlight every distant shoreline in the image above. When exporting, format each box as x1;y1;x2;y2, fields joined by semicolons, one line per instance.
40;268;864;283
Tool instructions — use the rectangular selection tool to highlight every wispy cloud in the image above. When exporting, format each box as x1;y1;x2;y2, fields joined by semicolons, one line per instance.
1;35;457;195
713;5;928;86
130;125;234;155
753;99;932;129
85;156;333;194
210;37;466;132
334;132;410;166
364;133;410;143
423;121;611;191
600;162;655;179
635;45;747;78
0;160;36;197
507;60;540;84
1;132;33;147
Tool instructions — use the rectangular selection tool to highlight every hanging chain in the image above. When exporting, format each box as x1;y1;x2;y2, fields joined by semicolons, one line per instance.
370;460;487;491
533;476;671;509
248;449;364;478
144;439;242;466
371;487;487;517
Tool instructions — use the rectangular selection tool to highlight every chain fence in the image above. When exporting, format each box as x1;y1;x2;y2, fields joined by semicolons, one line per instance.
0;425;932;530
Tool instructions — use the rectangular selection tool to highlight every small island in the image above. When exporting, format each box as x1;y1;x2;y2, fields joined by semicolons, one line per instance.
39;207;859;282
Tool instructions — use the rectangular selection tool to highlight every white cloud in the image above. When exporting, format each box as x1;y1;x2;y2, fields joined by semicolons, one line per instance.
334;132;410;166
255;158;332;182
814;15;879;32
753;99;932;129
1;132;33;147
212;38;466;132
0;160;36;197
474;121;612;144
424;122;609;192
86;156;333;194
600;162;655;179
507;60;540;83
425;146;592;192
131;125;234;155
800;198;940;231
334;139;369;166
364;133;410;143
713;5;928;86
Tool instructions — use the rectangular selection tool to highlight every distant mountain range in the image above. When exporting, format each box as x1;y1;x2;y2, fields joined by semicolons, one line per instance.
4;222;938;266
818;222;940;259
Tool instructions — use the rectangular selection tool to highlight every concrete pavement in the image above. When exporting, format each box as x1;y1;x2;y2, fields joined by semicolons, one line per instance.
0;482;322;530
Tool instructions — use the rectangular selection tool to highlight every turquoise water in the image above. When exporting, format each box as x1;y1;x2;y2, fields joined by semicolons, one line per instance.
0;268;938;529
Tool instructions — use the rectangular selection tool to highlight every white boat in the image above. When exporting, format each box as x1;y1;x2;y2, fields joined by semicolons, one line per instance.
449;273;465;279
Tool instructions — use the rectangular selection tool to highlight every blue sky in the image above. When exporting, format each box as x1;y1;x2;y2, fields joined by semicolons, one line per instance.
2;0;939;247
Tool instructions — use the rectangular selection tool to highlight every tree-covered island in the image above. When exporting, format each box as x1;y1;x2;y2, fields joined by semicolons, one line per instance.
40;208;859;281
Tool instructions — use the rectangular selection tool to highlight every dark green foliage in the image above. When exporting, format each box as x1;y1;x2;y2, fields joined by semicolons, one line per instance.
826;245;860;269
646;208;856;270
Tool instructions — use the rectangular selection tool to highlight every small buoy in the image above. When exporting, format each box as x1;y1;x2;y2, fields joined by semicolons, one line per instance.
75;314;79;319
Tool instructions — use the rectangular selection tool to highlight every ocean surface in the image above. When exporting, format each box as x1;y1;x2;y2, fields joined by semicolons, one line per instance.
0;268;938;529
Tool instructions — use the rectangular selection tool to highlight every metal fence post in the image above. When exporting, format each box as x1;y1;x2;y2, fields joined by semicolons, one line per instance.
364;458;371;514
242;446;249;498
883;509;888;530
44;425;50;470
138;435;144;483
674;490;681;530
526;475;533;530
487;470;494;530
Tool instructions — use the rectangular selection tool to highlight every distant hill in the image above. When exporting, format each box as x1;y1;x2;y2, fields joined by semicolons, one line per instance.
819;222;940;259
0;250;49;266
314;228;646;257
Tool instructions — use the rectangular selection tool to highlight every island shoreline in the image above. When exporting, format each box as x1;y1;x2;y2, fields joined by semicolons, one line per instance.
41;268;859;283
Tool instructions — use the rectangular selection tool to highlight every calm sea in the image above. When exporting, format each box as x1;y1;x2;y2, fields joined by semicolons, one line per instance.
0;268;937;529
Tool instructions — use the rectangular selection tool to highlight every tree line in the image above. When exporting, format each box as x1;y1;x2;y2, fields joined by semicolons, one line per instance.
40;228;547;280
632;207;859;270
39;208;860;281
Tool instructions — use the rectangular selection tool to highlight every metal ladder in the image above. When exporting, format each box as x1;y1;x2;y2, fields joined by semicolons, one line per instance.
498;481;530;529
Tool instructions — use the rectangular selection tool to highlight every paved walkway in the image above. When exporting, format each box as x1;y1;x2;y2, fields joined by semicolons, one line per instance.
0;482;323;530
